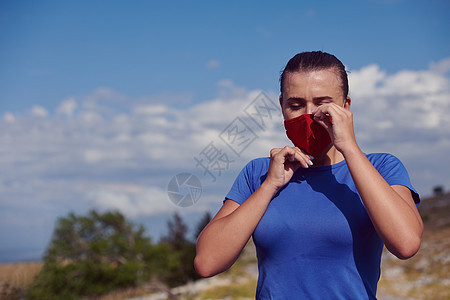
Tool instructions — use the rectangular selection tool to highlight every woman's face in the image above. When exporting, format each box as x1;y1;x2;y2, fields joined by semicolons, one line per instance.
280;69;348;120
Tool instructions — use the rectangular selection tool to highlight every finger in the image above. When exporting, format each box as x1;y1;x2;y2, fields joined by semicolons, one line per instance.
270;148;282;158
313;103;343;116
275;146;301;166
317;104;352;129
292;147;314;168
273;146;313;169
313;104;343;129
313;112;333;132
278;146;295;159
270;147;292;166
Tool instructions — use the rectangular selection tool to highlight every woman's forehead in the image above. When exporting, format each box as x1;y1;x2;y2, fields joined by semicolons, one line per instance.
282;70;342;94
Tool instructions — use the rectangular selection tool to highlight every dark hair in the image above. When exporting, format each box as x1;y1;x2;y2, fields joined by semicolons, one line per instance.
280;51;348;98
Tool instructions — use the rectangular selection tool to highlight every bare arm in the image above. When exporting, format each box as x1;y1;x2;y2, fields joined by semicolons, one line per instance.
194;185;274;277
194;146;313;277
314;103;423;259
343;147;423;259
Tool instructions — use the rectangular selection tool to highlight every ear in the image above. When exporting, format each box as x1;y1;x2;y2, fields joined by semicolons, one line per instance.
344;96;351;110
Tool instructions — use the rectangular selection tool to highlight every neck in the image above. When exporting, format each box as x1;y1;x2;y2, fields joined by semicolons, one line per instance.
312;146;345;167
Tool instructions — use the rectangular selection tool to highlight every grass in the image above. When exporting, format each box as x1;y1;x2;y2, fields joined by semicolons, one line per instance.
0;262;166;300
197;278;257;300
0;262;43;300
186;239;258;300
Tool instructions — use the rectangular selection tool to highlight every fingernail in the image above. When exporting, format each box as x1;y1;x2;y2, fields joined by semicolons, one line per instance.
308;160;313;166
309;155;314;160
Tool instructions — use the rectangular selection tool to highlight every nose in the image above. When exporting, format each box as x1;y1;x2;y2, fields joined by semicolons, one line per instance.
305;103;317;115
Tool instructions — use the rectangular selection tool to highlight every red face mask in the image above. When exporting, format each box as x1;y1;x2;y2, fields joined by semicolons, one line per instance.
284;114;332;157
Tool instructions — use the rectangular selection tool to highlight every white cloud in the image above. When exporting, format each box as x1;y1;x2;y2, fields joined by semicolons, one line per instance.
3;113;15;123
134;91;195;107
217;79;234;88
216;79;247;99
79;110;103;123
206;59;220;69
134;104;168;115
348;60;450;195
429;57;450;75
82;87;128;113
347;64;386;98
349;63;450;135
31;105;49;118
89;185;176;218
56;97;77;117
84;87;127;104
84;149;103;163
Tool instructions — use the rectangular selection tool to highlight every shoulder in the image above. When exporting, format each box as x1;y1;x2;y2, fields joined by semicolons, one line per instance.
365;153;403;167
365;153;419;203
242;157;270;172
365;152;397;160
365;152;410;179
233;157;270;186
225;157;270;204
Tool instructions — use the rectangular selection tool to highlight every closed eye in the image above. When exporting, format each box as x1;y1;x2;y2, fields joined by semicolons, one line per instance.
286;98;306;110
318;100;332;105
314;96;333;106
290;103;304;110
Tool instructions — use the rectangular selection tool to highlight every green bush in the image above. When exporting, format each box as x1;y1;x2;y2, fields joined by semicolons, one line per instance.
158;213;201;287
26;210;207;299
26;211;151;299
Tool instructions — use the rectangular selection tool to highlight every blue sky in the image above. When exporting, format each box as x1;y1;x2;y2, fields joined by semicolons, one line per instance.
0;0;449;262
1;0;449;114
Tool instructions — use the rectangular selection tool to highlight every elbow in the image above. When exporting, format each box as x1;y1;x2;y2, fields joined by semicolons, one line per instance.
194;255;216;278
194;252;231;278
391;235;422;260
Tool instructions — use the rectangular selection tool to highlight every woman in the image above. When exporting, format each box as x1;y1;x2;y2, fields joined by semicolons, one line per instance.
194;51;423;299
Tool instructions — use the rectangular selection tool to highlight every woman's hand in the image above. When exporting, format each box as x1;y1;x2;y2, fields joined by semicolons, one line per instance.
264;146;313;191
312;103;358;155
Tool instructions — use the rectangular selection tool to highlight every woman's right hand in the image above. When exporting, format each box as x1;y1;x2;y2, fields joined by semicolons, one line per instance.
264;146;313;191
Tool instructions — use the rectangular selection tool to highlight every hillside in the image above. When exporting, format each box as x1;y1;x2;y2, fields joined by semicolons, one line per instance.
378;192;450;299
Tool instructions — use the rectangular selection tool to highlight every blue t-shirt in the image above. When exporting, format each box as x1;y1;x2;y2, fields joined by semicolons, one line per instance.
225;153;419;299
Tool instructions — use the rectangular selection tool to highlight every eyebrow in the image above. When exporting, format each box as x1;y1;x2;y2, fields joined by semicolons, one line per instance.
286;96;333;102
285;97;305;102
313;96;333;102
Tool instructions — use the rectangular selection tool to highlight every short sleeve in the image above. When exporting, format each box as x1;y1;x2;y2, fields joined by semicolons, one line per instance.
368;153;420;204
224;158;269;205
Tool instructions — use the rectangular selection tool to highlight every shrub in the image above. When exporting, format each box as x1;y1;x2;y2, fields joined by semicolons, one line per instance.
26;210;154;299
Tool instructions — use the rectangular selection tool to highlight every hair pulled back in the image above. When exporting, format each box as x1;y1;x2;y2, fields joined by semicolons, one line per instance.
280;51;348;98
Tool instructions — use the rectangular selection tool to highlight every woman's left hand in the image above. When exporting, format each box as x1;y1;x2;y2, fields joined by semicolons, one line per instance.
312;103;358;155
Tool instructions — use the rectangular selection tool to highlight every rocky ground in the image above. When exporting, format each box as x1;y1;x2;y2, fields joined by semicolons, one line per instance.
377;192;450;299
130;192;450;300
